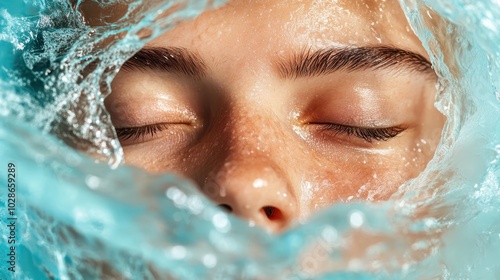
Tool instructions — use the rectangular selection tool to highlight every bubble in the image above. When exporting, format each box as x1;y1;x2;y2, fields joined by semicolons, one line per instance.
349;211;365;229
212;212;230;232
166;187;188;206
202;254;217;268
85;175;100;190
187;196;205;215
321;226;338;243
170;245;187;260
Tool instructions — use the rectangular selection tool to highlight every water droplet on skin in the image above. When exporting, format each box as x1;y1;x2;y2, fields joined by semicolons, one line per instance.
253;178;267;188
219;186;226;197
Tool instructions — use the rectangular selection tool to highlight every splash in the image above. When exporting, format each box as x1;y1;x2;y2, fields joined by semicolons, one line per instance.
0;0;499;279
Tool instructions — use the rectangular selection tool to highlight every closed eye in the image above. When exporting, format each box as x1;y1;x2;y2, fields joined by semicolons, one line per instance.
115;123;172;141
313;123;407;143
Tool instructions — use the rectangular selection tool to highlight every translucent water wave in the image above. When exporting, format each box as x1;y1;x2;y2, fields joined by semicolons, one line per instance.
0;0;499;279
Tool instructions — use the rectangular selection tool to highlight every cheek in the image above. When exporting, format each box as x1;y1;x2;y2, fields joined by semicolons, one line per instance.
296;151;427;211
296;164;374;212
121;144;194;175
121;147;166;173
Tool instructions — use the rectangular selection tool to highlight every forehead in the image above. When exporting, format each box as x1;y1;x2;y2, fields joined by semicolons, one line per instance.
149;0;424;57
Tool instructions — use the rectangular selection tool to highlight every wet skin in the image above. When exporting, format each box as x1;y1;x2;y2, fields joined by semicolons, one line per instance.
105;0;446;232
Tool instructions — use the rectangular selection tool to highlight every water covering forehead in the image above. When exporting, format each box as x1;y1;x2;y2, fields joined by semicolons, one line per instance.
0;0;499;279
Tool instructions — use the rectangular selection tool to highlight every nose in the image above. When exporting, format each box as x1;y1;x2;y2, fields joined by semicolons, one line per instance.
203;158;297;233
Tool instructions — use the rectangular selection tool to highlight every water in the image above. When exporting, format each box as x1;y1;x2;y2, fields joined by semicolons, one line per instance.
0;0;499;279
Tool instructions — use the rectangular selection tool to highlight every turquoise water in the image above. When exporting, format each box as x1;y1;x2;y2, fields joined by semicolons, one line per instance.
0;0;499;279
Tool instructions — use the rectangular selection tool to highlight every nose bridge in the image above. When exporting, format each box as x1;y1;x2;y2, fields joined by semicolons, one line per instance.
225;109;277;154
212;102;287;164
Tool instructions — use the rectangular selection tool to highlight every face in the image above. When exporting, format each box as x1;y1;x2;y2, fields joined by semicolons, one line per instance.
105;0;445;232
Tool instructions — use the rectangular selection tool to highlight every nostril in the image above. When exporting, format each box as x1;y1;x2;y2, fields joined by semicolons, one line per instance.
262;206;283;221
218;204;232;213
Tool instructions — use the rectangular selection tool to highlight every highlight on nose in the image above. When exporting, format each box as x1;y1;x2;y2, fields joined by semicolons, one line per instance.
203;164;297;233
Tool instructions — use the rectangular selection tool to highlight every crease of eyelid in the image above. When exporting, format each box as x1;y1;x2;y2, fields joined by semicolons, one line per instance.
276;45;436;80
120;47;207;79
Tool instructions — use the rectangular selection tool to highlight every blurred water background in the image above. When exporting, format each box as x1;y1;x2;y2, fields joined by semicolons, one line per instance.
0;0;499;279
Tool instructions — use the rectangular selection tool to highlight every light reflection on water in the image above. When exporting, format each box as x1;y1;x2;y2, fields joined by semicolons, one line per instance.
0;0;499;279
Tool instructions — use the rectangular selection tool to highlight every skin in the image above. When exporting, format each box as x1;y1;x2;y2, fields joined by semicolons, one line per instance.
105;0;445;233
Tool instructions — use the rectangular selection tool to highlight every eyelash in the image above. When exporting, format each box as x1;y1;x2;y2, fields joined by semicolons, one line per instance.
318;123;406;143
115;123;405;144
115;124;170;141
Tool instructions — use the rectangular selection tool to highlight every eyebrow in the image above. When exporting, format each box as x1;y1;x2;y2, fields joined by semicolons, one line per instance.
122;45;434;81
276;46;435;79
121;47;207;78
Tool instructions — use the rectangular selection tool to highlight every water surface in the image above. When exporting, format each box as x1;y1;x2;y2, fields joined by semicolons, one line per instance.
0;0;499;279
